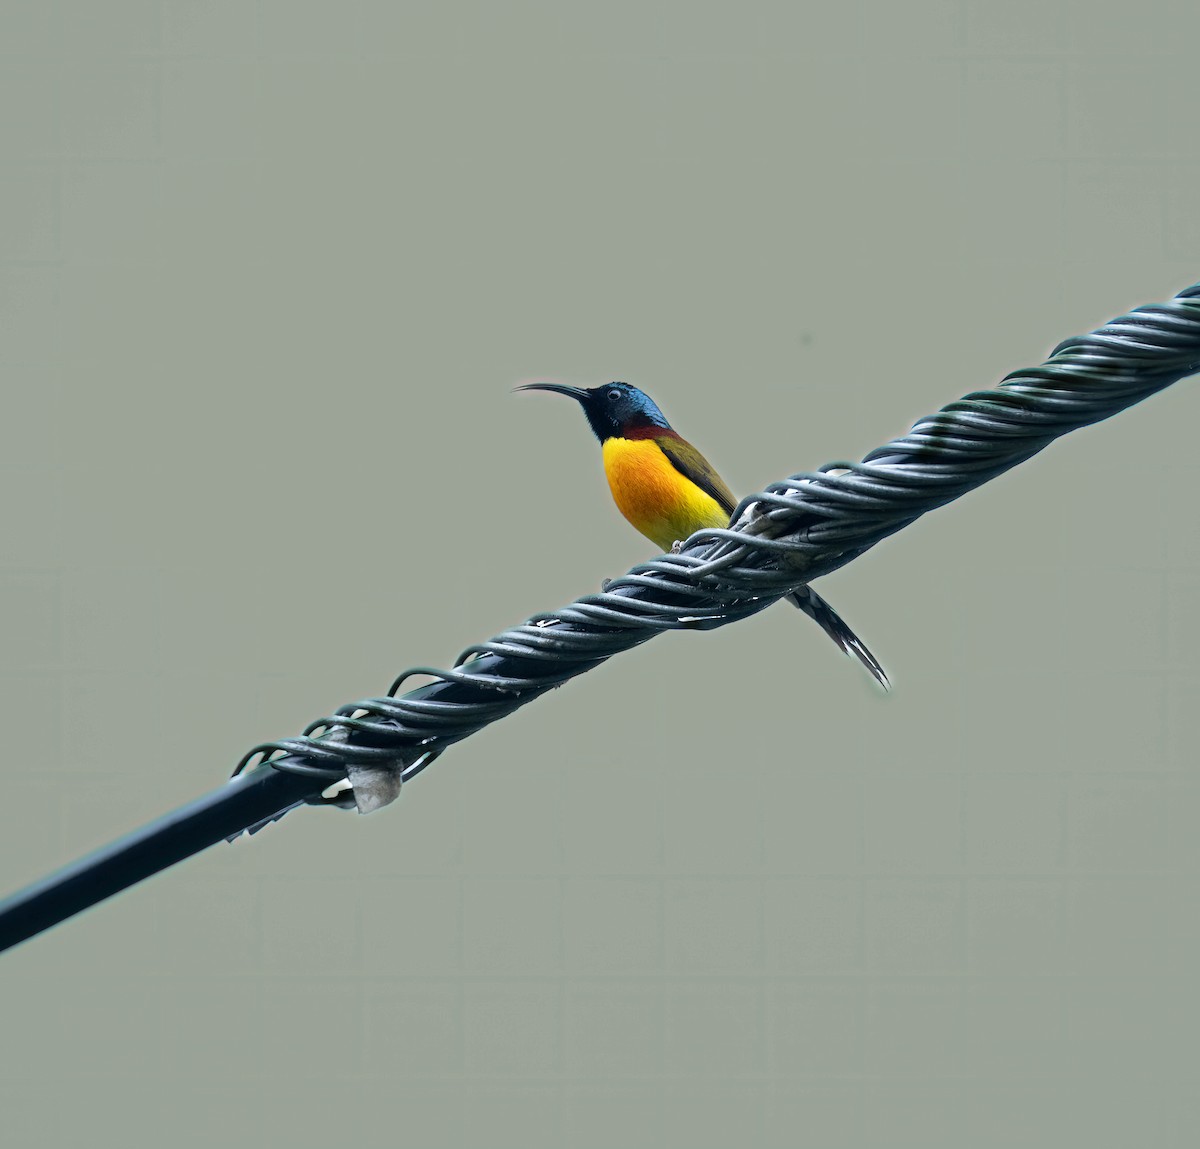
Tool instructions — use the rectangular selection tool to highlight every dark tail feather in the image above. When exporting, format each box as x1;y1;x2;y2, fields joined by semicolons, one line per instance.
787;587;890;691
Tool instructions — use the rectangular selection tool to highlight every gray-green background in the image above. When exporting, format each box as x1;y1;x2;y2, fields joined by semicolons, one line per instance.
2;2;1198;1146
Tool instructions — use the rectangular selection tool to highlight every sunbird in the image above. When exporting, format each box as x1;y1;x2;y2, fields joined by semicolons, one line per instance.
518;381;889;690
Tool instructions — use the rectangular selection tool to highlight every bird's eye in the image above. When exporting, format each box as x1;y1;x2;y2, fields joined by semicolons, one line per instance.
606;388;621;402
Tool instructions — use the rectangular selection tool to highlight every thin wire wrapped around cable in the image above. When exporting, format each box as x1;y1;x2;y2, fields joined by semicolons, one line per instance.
235;282;1200;797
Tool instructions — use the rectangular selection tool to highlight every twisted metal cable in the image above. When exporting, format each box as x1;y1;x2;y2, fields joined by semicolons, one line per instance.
12;287;1197;954
236;282;1200;802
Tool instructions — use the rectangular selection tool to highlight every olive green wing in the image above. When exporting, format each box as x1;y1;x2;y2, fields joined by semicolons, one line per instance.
656;434;738;517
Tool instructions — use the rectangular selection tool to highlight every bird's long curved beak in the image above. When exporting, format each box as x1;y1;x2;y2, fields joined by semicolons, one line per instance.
514;382;590;402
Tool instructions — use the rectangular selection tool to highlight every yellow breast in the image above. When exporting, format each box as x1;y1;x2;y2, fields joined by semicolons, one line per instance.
601;437;730;551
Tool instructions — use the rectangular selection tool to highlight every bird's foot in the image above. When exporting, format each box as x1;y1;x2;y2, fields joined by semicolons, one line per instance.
671;540;683;554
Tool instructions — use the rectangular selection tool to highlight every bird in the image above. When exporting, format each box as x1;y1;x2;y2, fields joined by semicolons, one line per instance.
516;381;889;690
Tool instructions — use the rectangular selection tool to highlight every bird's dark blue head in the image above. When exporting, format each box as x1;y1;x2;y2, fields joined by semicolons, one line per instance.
516;381;671;443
